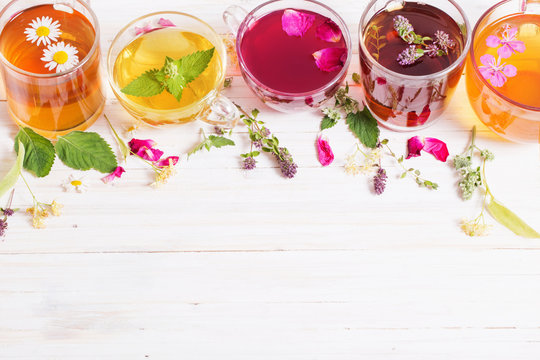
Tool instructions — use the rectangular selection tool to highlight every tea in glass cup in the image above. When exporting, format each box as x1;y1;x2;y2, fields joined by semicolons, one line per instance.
358;0;471;130
108;12;238;127
0;0;105;138
466;0;540;143
224;0;352;112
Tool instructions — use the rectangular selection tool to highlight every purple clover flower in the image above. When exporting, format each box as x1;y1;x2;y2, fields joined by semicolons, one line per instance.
0;219;7;237
434;30;455;53
393;15;415;44
373;167;387;195
397;45;422;66
242;157;256;170
275;147;297;179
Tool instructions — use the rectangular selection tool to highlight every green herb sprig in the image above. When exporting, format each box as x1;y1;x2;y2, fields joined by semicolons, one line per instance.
455;126;539;238
188;128;235;157
121;48;215;102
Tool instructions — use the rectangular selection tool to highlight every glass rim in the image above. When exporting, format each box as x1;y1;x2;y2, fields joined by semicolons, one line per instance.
469;0;540;112
358;0;472;82
235;0;353;98
106;10;227;114
0;0;101;79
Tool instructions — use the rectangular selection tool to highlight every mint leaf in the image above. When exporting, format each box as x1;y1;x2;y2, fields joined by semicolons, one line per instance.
121;69;164;97
14;127;55;177
55;132;118;173
177;48;215;85
487;197;540;238
0;141;24;198
346;106;380;148
321;115;337;130
188;131;235;157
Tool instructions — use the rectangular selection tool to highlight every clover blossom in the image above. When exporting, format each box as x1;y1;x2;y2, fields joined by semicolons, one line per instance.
397;45;422;66
373;167;387;195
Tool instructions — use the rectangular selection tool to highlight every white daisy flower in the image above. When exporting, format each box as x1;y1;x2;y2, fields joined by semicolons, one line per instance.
62;175;88;193
41;42;79;73
24;16;61;46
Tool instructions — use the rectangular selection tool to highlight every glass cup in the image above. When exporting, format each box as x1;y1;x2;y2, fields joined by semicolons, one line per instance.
358;0;471;131
466;0;540;143
223;0;352;113
0;0;105;139
107;12;239;128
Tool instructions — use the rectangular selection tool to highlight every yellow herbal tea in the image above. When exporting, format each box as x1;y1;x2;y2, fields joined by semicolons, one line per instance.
0;3;104;138
112;27;222;126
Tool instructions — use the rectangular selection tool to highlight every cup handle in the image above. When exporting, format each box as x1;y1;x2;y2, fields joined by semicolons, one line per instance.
223;5;248;36
198;93;240;128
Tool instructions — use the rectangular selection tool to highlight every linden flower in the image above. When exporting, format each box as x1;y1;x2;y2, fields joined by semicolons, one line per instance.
41;41;79;73
151;158;177;188
50;200;63;216
62;175;88;193
344;155;361;176
26;208;47;229
24;16;61;46
461;218;492;237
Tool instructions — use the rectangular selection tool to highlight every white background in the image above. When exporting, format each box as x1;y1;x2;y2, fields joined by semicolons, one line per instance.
0;0;539;358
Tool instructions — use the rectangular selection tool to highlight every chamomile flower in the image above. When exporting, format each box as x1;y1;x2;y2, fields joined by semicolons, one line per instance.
24;16;61;46
41;42;79;73
62;174;88;193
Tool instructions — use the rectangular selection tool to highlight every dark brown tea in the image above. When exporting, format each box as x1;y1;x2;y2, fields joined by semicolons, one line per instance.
359;2;466;129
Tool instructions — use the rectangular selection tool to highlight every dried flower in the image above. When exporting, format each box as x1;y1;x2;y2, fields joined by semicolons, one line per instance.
282;9;315;37
316;19;342;43
373;167;387;195
313;47;347;72
50;200;63;216
151;158;177;188
344;155;361;175
461;216;491;237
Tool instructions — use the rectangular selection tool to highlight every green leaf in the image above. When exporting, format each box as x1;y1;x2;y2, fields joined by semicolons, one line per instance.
208;135;235;149
346;106;380;149
14;127;55;178
55;132;118;173
352;73;361;84
121;69;164;97
0;141;24;198
176;48;215;85
320;116;337;131
103;114;130;162
487;197;540;238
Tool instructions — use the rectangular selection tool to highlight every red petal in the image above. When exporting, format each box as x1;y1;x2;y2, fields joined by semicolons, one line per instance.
423;137;449;162
137;147;164;162
316;19;342;43
313;47;347;72
101;166;126;184
316;136;334;166
156;156;179;168
135;24;153;35
128;139;157;154
406;136;424;159
417;105;431;125
282;9;315;37
158;18;175;27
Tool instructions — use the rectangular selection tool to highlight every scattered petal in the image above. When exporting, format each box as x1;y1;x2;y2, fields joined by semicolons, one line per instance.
128;139;157;154
135;23;153;35
313;47;347;72
101;166;126;184
423;137;449;162
138;147;164;162
156;156;179;168
316;19;342;43
282;9;315;37
406;136;424;159
316;135;334;166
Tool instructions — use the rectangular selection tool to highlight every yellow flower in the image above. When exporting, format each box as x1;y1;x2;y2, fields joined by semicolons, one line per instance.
62;174;88;193
50;200;63;216
32;215;46;229
461;218;491;237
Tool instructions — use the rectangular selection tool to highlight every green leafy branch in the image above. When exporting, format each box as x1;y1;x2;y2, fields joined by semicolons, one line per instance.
188;128;235;157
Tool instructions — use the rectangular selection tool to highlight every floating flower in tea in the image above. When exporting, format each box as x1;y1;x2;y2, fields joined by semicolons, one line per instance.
281;9;315;37
41;41;79;73
24;16;61;46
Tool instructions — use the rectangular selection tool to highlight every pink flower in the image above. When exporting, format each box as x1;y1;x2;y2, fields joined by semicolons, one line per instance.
313;47;347;72
282;9;315;37
478;54;517;88
486;25;525;59
423;137;449;162
316;19;342;43
128;138;164;162
156;156;179;168
406;136;448;162
316;135;334;166
158;18;175;27
406;136;424;159
101;166;126;184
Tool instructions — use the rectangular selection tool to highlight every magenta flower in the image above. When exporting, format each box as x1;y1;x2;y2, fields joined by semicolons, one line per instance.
423;137;449;162
282;9;315;37
316;135;334;166
316;19;342;43
101;166;126;184
478;54;517;88
128;139;157;153
128;138;164;162
406;136;424;159
486;25;525;59
313;47;347;72
406;136;448;162
158;18;175;27
156;156;179;168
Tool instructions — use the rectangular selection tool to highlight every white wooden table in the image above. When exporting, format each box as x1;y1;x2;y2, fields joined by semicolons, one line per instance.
1;0;539;358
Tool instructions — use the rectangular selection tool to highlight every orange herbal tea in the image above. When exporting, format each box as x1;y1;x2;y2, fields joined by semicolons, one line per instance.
466;13;540;143
0;3;104;138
